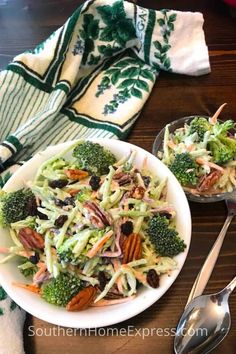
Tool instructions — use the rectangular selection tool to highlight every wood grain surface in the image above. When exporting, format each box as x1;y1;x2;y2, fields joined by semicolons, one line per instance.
0;0;236;353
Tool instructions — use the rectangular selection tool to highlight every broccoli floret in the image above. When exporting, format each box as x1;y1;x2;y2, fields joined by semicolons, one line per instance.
189;117;211;141
212;120;235;137
73;141;116;176
169;153;197;186
18;262;38;278
219;135;236;153
58;247;81;265
76;188;92;203
207;121;236;164
0;188;37;227
147;215;186;257
208;138;235;164
41;273;82;307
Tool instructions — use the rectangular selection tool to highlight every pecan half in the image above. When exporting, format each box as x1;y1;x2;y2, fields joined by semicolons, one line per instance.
113;172;132;186
84;201;112;228
197;170;222;192
130;186;145;199
66;286;97;311
122;233;142;264
18;227;44;250
65;169;89;180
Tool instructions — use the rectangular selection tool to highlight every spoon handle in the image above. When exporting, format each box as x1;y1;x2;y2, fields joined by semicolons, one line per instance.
186;213;234;306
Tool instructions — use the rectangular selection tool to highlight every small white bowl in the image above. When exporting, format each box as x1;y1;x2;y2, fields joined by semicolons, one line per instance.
0;139;191;328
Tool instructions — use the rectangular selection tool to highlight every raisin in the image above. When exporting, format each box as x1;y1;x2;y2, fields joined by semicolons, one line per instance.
146;269;159;288
54;215;68;228
64;197;75;207
27;197;38;216
49;179;68;189
37;210;48;220
54;198;65;207
29;253;40;265
121;221;133;236
142;176;151;188
89;175;101;191
98;271;107;291
159;211;172;219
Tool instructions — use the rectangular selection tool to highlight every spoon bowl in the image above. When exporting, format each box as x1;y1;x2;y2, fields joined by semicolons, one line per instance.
174;276;236;354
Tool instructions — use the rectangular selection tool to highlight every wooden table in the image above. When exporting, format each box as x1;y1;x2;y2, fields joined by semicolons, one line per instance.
1;0;236;353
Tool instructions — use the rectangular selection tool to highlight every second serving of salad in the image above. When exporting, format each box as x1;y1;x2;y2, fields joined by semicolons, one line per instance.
159;105;236;195
0;141;186;311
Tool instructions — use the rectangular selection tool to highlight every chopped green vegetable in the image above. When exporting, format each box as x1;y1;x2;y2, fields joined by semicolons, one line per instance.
169;153;197;186
76;188;92;202
188;117;211;141
0;189;37;227
41;273;82;307
18;260;38;278
147;214;186;257
73;141;116;176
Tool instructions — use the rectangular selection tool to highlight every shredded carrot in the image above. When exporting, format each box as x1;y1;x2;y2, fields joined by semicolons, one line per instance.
0;247;10;254
12;282;41;294
167;140;177;149
186;144;195;152
90;295;136;307
112;259;123;293
142;156;148;170
209;103;227;125
68;189;80;196
87;230;113;258
196;158;224;172
132;269;148;285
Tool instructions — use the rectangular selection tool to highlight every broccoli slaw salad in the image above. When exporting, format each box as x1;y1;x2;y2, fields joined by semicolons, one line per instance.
0;141;186;311
158;104;236;196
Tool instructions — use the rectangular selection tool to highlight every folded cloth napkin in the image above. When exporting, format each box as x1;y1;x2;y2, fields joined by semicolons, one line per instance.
0;0;210;353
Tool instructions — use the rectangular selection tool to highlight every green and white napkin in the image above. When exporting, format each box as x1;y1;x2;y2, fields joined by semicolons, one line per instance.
0;0;210;353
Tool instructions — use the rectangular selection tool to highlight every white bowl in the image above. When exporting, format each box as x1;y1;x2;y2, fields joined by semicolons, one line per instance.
0;139;191;328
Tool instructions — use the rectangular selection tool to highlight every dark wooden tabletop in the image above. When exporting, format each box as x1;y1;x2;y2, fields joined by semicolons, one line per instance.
1;0;236;353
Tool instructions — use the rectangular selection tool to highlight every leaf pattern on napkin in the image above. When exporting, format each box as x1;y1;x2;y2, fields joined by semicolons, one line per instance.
95;52;156;115
73;0;136;65
152;10;176;71
0;286;7;316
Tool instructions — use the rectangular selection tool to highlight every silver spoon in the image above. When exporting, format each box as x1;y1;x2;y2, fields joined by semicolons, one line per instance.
174;276;236;354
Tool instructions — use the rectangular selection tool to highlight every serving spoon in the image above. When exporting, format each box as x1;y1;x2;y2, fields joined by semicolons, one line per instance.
174;276;236;354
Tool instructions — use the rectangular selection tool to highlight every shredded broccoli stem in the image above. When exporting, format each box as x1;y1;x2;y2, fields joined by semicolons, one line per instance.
9;229;22;247
72;229;93;255
18;261;35;270
119;210;150;217
76;273;99;286
100;166;115;208
150;178;167;200
45;231;53;274
162;124;170;164
114;151;132;166
133;203;147;233
95;269;122;302
35;140;82;181
55;205;80;248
